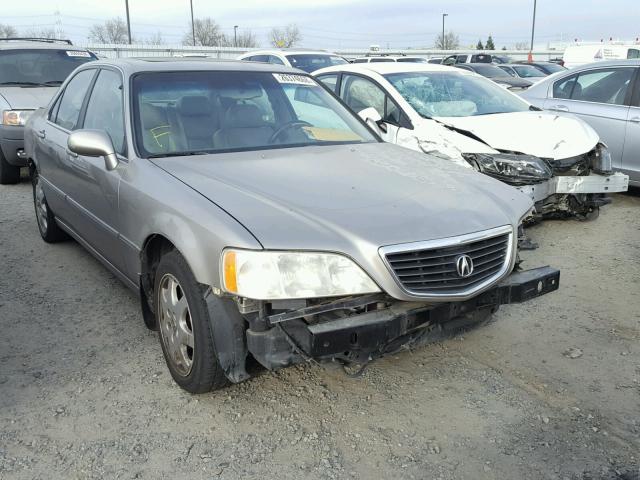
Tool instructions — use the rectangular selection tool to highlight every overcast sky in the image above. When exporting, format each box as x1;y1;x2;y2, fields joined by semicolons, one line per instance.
2;0;638;49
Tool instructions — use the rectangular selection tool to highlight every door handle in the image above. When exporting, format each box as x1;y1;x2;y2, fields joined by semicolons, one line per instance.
36;129;46;139
551;105;569;112
630;116;640;123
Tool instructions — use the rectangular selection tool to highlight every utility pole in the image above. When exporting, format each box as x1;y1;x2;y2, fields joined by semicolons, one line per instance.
125;0;132;44
442;13;448;50
190;0;196;46
234;25;238;47
529;0;537;61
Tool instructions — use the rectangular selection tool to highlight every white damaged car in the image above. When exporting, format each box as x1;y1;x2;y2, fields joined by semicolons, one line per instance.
314;63;629;221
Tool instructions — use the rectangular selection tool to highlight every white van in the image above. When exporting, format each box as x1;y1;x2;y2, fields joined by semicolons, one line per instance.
563;44;640;68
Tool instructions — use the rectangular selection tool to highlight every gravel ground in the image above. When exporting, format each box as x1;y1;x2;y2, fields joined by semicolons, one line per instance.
1;178;639;480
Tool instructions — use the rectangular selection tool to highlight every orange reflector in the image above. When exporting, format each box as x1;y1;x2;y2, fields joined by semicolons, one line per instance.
223;251;238;293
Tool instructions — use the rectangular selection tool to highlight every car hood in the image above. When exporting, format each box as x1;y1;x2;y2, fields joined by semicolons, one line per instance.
435;111;600;160
153;142;532;251
0;86;57;110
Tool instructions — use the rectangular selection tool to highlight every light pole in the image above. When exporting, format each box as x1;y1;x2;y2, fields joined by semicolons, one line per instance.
442;13;448;50
190;0;196;46
124;0;132;44
234;25;238;47
529;0;537;61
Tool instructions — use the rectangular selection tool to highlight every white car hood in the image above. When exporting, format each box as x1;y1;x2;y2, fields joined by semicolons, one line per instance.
434;111;600;160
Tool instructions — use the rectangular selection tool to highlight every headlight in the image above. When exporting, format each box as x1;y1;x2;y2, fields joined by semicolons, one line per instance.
590;143;612;174
221;249;380;300
2;110;34;126
462;153;552;185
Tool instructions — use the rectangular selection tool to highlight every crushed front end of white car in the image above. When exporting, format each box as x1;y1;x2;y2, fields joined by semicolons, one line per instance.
402;114;629;222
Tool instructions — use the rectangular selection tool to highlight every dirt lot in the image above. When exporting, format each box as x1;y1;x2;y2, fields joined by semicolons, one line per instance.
1;179;639;480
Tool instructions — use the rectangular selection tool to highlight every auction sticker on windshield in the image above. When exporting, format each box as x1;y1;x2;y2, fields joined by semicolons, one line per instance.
66;51;92;57
273;73;316;86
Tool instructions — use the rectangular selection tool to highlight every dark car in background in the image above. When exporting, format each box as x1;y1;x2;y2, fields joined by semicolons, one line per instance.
514;61;567;75
456;63;533;90
499;63;547;80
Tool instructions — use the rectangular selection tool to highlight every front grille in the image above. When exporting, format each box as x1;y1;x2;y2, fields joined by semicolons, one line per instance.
383;228;513;297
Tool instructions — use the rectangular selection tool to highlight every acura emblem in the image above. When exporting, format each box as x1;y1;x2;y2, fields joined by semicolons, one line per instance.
455;254;474;278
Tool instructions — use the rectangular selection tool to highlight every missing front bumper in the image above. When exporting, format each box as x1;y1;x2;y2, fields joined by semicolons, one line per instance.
246;266;559;370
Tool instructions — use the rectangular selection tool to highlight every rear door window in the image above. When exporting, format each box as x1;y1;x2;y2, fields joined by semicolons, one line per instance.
560;68;635;105
52;69;96;130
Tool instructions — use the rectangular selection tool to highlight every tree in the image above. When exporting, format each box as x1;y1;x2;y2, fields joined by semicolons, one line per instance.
514;41;528;50
146;32;164;45
0;24;18;38
502;46;507;51
434;31;459;50
485;35;495;50
235;30;259;48
183;17;229;46
270;24;301;48
89;18;130;44
476;39;484;50
22;27;65;39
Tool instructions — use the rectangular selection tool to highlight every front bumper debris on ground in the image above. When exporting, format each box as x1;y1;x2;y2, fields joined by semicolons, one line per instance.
245;266;560;371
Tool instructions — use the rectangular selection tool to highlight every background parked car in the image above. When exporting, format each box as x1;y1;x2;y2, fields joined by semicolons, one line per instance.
313;62;628;220
499;63;547;80
442;53;493;65
238;49;347;72
514;61;567;75
352;55;429;64
455;63;533;90
24;58;559;393
521;59;640;186
0;38;97;184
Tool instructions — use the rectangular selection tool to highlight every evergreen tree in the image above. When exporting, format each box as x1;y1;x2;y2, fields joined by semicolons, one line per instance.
485;35;495;50
476;39;484;50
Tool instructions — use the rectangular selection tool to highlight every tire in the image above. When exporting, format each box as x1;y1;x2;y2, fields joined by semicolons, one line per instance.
154;249;228;393
32;170;68;243
0;150;20;185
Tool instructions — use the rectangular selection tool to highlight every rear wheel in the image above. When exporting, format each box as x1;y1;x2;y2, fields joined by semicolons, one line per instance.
32;170;68;243
154;250;228;393
0;150;20;185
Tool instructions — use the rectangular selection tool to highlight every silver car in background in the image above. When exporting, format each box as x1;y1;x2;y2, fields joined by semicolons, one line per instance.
522;60;640;186
25;59;559;393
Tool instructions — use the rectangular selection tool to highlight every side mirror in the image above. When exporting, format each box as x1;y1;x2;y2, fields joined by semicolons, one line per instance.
68;130;119;171
357;107;383;134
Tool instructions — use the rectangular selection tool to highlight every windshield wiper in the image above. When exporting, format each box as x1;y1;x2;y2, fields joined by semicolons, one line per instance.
0;80;63;87
529;105;543;111
147;151;212;159
0;81;42;86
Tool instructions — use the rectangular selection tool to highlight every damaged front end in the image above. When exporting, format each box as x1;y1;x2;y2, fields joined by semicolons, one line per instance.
213;267;559;377
463;144;629;222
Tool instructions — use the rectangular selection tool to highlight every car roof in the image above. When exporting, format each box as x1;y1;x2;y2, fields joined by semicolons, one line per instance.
0;40;85;51
82;57;307;75
314;62;458;76
567;59;640;68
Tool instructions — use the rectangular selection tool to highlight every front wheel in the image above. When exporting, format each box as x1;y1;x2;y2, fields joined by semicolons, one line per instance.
154;250;228;393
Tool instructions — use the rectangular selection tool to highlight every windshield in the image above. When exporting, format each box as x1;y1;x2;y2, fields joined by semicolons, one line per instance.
512;65;546;78
385;71;530;118
0;49;97;86
467;65;511;78
285;54;347;73
132;71;376;157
